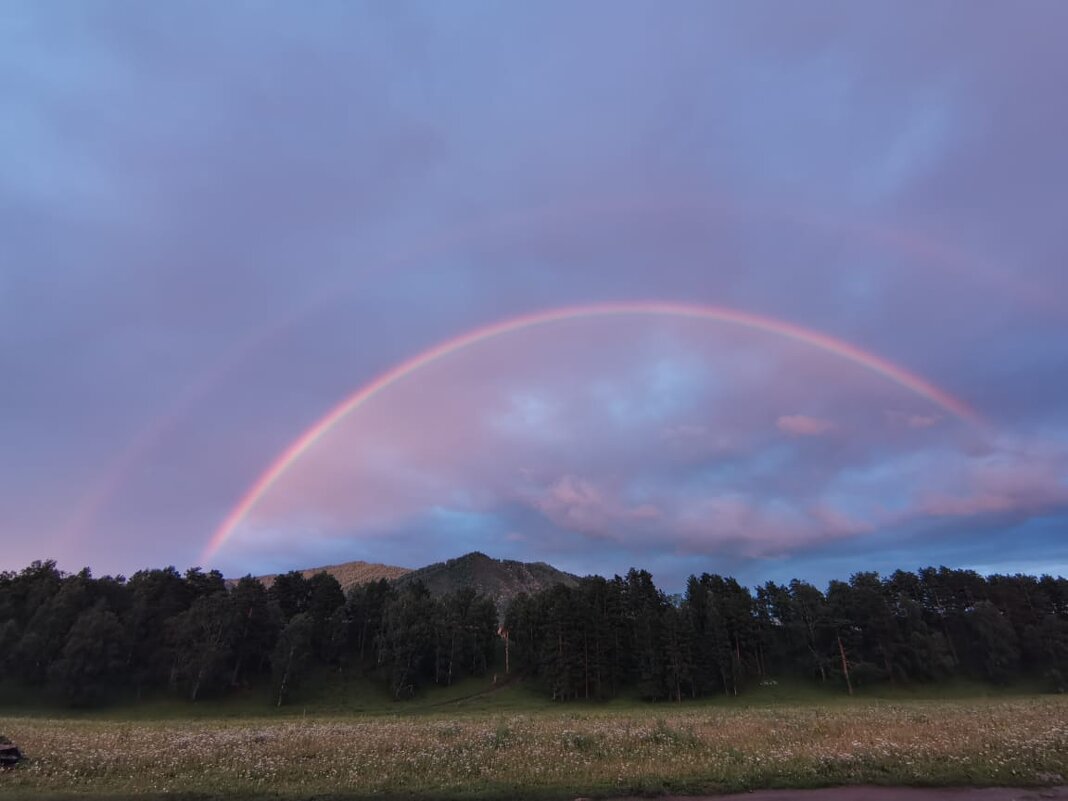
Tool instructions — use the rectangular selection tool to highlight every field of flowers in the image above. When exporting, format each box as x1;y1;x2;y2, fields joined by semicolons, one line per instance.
1;697;1066;799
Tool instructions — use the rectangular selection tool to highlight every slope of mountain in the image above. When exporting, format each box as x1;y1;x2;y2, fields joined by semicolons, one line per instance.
392;551;580;611
232;552;579;608
248;560;411;592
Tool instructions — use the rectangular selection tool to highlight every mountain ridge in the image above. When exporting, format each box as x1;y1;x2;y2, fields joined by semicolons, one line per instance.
240;559;411;592
393;551;581;612
233;551;580;609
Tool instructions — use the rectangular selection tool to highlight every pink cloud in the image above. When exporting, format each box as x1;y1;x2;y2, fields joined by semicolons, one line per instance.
777;414;835;436
916;452;1068;518
808;503;874;537
526;478;874;559
629;503;662;520
670;495;846;558
529;475;662;538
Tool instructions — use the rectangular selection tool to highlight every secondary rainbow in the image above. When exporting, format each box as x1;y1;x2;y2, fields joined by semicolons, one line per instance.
202;300;983;561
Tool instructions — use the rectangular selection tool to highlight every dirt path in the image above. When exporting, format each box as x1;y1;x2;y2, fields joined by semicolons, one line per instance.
610;788;1068;801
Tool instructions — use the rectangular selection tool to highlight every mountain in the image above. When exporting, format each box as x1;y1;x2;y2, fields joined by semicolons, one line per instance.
248;560;411;592
233;552;579;612
393;551;580;612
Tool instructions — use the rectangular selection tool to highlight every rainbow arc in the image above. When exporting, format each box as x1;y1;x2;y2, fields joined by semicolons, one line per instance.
202;301;983;562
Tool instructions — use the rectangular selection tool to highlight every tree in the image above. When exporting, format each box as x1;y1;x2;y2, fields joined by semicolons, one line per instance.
170;592;235;701
344;579;393;670
787;580;833;683
540;584;585;700
269;571;310;621
379;583;437;699
661;602;693;702
124;567;190;695
184;567;226;599
435;588;497;686
50;604;128;704
305;572;346;662
227;577;281;686
15;568;97;683
846;572;900;683
272;613;314;706
625;569;667;699
966;601;1020;683
684;574;756;697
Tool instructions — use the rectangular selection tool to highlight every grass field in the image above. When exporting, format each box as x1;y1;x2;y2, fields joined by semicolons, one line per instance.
1;682;1066;800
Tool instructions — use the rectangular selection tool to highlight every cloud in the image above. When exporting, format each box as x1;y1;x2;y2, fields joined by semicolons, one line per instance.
527;475;662;539
520;473;873;560
885;410;941;429
776;415;836;436
914;448;1068;520
661;424;708;441
909;415;940;429
183;322;1068;580
4;2;1068;589
809;503;875;538
665;494;876;559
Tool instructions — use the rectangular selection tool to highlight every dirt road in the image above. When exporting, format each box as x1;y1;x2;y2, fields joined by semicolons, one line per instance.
610;788;1068;801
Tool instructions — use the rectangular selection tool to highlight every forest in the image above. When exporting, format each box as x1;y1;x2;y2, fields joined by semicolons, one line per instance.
0;560;1066;707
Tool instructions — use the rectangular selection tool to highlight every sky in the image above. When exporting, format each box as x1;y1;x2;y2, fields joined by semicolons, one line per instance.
3;0;1068;591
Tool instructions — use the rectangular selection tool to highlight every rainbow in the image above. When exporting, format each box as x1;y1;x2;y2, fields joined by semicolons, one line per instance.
202;300;983;561
73;193;1039;554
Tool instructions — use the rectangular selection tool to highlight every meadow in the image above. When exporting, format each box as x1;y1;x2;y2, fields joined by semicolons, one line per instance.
1;684;1065;800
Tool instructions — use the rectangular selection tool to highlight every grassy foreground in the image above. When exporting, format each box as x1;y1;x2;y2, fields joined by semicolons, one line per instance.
1;694;1066;800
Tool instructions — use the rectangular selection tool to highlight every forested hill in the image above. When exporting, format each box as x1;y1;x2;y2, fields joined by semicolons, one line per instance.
237;560;410;593
2;558;1066;708
392;551;580;612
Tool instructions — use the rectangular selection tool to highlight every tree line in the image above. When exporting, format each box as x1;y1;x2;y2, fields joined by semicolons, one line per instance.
0;560;1065;706
505;568;1068;700
0;562;496;706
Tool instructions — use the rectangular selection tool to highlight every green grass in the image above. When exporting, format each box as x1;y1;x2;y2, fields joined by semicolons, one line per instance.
0;673;1053;722
0;671;521;721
